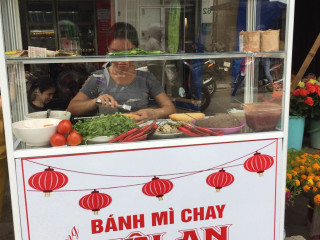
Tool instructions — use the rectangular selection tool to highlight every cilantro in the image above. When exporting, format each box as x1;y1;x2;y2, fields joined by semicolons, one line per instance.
107;48;163;56
73;113;138;142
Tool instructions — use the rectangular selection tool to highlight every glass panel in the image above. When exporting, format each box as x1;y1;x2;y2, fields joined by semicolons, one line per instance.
57;0;96;55
255;0;287;51
139;8;163;50
140;0;162;5
8;56;284;150
9;0;289;149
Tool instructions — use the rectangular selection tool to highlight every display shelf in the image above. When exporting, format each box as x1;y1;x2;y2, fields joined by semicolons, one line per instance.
12;130;284;159
5;51;286;64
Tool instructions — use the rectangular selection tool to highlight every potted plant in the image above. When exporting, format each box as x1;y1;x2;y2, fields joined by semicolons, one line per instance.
300;78;320;149
286;149;320;239
287;78;315;150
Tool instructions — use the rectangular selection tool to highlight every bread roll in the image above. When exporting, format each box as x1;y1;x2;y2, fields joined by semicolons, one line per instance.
169;113;205;123
121;113;140;120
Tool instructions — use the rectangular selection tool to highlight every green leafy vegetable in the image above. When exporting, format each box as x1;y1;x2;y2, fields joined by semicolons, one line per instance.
107;48;163;56
73;113;138;142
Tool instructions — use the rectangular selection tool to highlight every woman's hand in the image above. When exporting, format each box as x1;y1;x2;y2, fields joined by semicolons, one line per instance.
132;109;157;125
96;94;118;108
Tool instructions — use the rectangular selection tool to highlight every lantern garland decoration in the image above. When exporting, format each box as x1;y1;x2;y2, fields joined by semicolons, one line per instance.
206;169;235;192
79;190;112;215
142;176;173;200
244;151;274;176
28;167;68;197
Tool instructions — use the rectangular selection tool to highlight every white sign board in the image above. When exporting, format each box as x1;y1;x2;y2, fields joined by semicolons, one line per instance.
201;0;214;24
16;139;283;240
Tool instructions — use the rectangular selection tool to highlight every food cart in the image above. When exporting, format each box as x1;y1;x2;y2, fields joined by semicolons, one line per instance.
0;0;294;239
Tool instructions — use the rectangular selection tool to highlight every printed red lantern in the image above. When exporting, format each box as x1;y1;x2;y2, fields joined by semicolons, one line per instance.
244;152;274;176
142;176;173;200
79;190;112;215
28;167;68;197
206;169;235;192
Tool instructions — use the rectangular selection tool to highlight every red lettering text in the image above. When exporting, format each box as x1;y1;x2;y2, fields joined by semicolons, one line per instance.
176;229;201;240
91;219;103;234
201;225;231;240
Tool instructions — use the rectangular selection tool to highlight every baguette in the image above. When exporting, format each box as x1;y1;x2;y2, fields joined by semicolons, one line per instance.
169;113;205;123
121;113;140;120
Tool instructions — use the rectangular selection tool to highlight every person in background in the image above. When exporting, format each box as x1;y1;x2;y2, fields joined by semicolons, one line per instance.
145;23;163;52
0;95;7;220
145;23;165;85
27;77;56;113
67;22;176;124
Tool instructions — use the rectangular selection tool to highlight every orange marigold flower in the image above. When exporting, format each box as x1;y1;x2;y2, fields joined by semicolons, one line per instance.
287;173;292;180
317;182;320;188
291;170;298;176
300;166;305;170
308;175;315;180
315;176;320;181
313;163;320;171
314;194;320;206
303;185;311;192
313;187;318;193
308;179;314;186
294;167;300;173
296;180;300;187
301;174;307;180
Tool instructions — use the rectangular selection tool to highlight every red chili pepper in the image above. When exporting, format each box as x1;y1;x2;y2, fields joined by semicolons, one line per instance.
178;126;200;137
109;128;139;143
124;129;148;142
182;124;209;136
211;130;224;136
195;126;214;136
123;134;148;142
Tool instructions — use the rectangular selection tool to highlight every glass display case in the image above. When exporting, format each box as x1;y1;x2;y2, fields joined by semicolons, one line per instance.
0;1;294;240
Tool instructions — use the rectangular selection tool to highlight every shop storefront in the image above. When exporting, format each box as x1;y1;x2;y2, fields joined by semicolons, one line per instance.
0;0;294;239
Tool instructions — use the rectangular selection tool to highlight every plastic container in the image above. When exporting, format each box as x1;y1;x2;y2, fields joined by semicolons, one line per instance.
192;119;245;135
25;110;71;120
227;108;246;123
244;103;281;131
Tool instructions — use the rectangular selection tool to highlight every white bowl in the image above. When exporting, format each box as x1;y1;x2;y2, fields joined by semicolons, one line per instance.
87;136;115;144
25;111;71;120
12;119;61;146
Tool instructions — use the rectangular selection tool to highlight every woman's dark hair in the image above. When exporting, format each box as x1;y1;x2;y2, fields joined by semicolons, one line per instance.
107;22;139;48
28;76;56;102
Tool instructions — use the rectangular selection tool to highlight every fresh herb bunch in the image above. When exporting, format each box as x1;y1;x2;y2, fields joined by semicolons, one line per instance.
107;48;163;56
73;113;138;141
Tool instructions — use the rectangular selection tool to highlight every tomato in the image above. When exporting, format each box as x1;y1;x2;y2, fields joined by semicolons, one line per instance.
67;130;83;146
57;120;73;135
50;133;67;147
